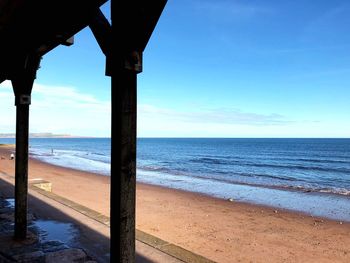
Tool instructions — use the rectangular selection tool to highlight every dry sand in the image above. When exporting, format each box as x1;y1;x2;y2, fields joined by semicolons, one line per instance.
0;145;349;262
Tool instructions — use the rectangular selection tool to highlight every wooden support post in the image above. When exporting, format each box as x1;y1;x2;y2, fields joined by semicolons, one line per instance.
110;65;137;262
11;55;40;240
14;101;30;239
109;1;167;261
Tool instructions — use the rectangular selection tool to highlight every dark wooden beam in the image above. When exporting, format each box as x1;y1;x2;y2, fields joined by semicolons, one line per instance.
61;36;74;46
110;1;167;262
89;8;112;76
116;1;168;51
89;9;111;57
13;99;30;239
111;67;137;262
0;0;107;81
11;54;41;239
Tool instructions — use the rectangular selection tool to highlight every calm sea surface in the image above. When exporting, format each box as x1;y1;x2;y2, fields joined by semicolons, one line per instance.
1;138;349;221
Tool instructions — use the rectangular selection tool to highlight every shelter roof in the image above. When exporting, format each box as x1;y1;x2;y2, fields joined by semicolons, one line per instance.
0;0;107;83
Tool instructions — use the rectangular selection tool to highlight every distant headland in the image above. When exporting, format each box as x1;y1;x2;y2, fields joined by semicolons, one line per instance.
0;133;84;138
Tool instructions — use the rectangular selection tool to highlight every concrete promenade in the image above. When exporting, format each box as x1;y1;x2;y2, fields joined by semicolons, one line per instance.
0;172;214;263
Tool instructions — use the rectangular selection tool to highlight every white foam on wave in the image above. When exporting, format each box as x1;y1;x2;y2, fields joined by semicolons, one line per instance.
30;148;110;175
137;168;350;222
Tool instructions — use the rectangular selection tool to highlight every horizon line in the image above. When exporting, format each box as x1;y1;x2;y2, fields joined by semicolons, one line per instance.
2;136;350;139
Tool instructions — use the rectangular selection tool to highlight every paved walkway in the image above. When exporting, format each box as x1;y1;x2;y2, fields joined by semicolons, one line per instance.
0;172;213;263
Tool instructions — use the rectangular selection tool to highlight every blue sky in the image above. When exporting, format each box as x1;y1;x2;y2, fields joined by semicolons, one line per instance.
1;0;350;137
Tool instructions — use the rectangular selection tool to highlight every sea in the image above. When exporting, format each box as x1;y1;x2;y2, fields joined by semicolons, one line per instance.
1;137;350;221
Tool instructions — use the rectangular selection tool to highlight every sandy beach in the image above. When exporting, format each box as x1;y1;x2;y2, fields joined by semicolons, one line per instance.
0;144;349;263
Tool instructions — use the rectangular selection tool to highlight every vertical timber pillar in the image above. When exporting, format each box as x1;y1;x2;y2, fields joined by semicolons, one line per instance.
14;99;30;239
11;55;40;239
109;1;167;261
110;58;138;262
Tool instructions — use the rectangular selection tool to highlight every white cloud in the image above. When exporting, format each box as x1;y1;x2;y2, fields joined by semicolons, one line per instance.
2;82;347;138
0;81;15;132
138;104;299;137
137;104;348;138
138;104;292;126
32;83;110;114
0;81;111;137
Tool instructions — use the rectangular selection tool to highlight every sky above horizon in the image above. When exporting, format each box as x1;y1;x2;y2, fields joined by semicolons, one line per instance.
1;0;350;138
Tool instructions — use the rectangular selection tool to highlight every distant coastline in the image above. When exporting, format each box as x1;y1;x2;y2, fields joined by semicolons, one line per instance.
0;133;88;138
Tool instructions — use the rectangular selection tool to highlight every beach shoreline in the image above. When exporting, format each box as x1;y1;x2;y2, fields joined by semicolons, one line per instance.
0;145;349;262
2;143;349;222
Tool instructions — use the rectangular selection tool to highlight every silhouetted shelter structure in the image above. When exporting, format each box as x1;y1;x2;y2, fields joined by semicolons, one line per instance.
0;0;167;261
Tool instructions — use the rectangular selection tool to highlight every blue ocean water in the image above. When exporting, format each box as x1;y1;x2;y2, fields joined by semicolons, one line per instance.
1;137;350;221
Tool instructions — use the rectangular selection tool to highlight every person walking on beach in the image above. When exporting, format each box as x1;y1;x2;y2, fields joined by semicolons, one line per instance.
10;153;14;160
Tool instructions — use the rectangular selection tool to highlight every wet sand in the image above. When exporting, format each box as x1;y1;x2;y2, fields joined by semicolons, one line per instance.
0;145;349;262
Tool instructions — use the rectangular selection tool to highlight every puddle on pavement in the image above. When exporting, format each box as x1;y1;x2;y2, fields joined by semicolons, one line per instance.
33;220;79;245
2;199;79;247
5;198;15;208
